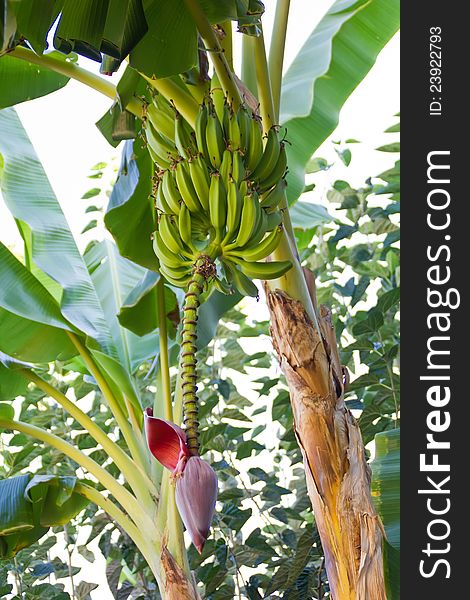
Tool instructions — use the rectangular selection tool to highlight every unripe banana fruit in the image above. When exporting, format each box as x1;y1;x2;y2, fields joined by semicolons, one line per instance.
147;94;291;295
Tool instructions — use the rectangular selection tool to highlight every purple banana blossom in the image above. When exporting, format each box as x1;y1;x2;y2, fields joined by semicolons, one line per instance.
144;408;218;553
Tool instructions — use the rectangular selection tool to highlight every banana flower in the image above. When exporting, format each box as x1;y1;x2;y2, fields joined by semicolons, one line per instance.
144;408;217;553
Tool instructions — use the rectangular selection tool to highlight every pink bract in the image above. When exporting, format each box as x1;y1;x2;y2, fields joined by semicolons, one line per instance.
175;456;218;554
144;408;190;473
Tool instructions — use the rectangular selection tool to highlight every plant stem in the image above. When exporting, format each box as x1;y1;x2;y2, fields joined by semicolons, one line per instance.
9;46;142;117
180;263;210;454
183;0;241;107
141;74;199;127
268;0;291;122
20;369;158;502
241;35;257;97
67;332;149;474
220;21;234;71
0;418;156;535
252;29;318;325
156;278;173;421
75;482;160;579
253;29;276;130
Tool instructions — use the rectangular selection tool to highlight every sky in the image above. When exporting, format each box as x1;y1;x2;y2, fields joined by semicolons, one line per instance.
0;1;399;596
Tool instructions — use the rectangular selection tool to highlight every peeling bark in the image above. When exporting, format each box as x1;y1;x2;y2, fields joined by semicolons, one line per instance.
266;286;386;600
161;546;201;600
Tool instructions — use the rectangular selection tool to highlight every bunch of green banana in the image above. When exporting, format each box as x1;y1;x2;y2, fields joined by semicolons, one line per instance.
146;91;292;297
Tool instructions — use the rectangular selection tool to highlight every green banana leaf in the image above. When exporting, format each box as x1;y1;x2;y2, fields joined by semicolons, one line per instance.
85;240;163;372
371;428;400;599
0;52;69;110
105;139;157;270
281;0;400;202
118;271;178;338
0;354;29;401
0;308;77;364
0;108;115;355
1;0;58;54
0;242;71;332
0;474;89;559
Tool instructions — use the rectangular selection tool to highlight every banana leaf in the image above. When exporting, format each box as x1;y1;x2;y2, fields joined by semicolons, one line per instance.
0;108;115;356
0;474;89;559
0;52;69;110
281;0;400;202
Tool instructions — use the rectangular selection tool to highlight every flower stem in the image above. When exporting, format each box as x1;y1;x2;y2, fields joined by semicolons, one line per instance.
183;0;241;108
268;0;291;122
180;256;215;454
9;46;142;117
181;276;204;454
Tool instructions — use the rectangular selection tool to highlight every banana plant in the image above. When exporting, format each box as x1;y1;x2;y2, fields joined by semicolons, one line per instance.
1;1;399;598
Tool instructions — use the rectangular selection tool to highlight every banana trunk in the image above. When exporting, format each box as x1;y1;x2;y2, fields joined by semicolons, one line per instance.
160;547;201;600
265;275;386;600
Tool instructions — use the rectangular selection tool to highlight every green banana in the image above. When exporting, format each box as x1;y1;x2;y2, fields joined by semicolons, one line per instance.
235;193;260;248
240;207;268;249
178;203;196;252
260;177;287;211
206;107;225;168
208;172;227;239
231;150;245;184
159;263;192;288
210;78;226;126
147;99;175;142
250;127;280;183
195;103;209;160
223;260;259;297
237;106;251;155
188;155;210;211
175;161;202;213
227;225;283;262
259;142;287;193
235;258;289;281
145;122;178;166
159;214;188;256
239;179;249;198
227;109;241;150
153;231;190;269
147;144;171;170
223;177;242;244
232;257;292;280
175;113;196;159
219;149;232;183
162;169;182;214
156;182;175;214
246;115;264;173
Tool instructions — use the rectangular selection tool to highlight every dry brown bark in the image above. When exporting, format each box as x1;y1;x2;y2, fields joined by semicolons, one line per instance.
266;277;386;600
161;546;201;600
